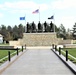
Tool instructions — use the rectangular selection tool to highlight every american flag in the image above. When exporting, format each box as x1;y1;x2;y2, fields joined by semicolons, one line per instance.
32;9;39;14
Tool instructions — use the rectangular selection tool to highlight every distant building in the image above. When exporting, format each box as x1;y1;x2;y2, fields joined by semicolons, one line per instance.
0;34;3;43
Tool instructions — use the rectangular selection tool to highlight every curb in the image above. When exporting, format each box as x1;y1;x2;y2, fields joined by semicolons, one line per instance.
0;49;27;74
51;49;76;74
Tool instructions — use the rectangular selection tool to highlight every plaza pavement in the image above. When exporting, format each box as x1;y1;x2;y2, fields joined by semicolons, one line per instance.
0;47;74;75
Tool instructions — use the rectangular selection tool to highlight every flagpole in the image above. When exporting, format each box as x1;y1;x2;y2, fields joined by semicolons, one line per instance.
53;14;55;32
25;14;26;33
39;7;40;22
32;8;40;22
48;15;55;32
54;16;55;32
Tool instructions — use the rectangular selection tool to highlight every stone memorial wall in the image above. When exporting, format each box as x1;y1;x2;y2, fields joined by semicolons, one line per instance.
21;33;59;46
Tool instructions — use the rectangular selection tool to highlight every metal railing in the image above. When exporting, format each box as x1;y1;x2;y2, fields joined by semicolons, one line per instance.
52;44;76;62
0;45;26;65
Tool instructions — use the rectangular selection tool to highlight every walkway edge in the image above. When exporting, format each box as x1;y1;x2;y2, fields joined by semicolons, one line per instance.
0;50;27;74
51;49;76;74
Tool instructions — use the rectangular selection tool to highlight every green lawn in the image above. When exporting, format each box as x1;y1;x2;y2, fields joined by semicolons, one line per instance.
63;48;76;58
0;50;15;59
0;49;22;65
0;43;9;46
0;50;16;65
62;48;76;64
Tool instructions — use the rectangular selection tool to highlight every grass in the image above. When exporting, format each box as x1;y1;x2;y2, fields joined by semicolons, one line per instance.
0;43;9;46
73;42;76;44
0;49;22;65
0;50;15;59
61;48;76;64
63;48;76;58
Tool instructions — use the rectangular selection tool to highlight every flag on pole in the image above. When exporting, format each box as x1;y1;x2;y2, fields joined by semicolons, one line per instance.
20;17;25;20
48;15;54;19
32;9;39;14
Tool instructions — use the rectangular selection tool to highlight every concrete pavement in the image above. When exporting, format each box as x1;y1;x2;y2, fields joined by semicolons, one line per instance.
0;48;74;75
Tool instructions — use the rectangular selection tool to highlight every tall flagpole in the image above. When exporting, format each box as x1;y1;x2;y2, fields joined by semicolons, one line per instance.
25;14;27;33
39;7;40;22
54;15;55;32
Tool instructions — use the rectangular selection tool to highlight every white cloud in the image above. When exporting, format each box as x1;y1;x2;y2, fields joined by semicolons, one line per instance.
0;13;3;17
39;4;48;11
56;16;76;29
0;4;2;8
4;1;37;9
0;1;48;13
51;0;76;9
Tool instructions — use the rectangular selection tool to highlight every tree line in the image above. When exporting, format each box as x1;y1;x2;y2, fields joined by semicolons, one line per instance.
0;24;25;43
0;21;75;43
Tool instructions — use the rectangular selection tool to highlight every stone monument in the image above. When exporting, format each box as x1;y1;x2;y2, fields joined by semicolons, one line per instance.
50;21;54;32
20;21;58;46
44;21;47;32
38;21;42;32
26;22;30;33
31;21;36;33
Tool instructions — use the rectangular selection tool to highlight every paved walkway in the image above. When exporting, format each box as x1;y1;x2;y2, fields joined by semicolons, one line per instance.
1;48;74;75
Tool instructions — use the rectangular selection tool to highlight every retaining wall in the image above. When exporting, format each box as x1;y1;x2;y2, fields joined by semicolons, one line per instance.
21;33;59;46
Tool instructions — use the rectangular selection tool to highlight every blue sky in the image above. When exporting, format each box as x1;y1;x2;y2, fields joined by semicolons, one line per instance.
0;0;76;29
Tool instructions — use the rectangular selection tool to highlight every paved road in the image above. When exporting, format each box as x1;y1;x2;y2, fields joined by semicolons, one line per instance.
1;49;74;75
